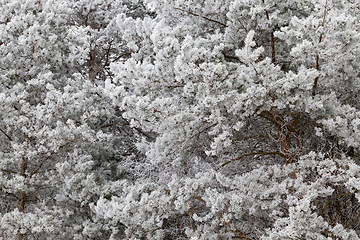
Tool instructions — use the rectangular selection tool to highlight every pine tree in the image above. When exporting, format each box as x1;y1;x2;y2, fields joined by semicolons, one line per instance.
2;0;360;239
101;0;360;239
0;0;147;239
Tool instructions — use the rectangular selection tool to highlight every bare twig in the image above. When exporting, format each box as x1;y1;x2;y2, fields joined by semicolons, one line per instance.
319;190;360;217
232;135;272;142
0;168;19;174
149;204;206;233
0;127;13;141
345;210;360;228
126;228;137;240
0;196;18;201
216;152;286;170
111;52;132;63
36;0;41;16
29;138;81;177
216;211;254;240
174;7;227;27
167;123;217;156
5;192;19;200
196;75;205;83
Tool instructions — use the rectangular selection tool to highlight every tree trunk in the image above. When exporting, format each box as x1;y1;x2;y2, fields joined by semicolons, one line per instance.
17;154;27;240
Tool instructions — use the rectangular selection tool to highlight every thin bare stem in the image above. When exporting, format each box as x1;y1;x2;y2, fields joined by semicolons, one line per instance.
1;168;19;174
216;152;286;170
345;211;360;229
167;123;216;156
216;211;254;240
0;127;13;141
174;7;227;27
319;190;359;217
30;138;80;177
148;204;206;233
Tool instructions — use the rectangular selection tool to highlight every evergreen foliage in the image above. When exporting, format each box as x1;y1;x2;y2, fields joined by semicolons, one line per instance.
1;0;360;239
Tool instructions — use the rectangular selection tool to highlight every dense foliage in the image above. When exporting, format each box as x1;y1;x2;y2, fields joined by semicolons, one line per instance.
1;0;360;239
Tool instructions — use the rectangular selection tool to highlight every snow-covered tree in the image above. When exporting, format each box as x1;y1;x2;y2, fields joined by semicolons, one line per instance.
0;0;148;239
2;0;360;239
101;0;360;239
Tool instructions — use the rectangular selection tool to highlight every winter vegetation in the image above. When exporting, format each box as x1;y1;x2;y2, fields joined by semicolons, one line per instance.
1;0;360;239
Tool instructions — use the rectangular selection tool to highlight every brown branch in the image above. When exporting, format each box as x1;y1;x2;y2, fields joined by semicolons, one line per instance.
0;127;13;141
24;185;53;200
167;123;217;156
290;116;300;131
259;111;283;128
216;152;286;170
270;32;275;63
238;19;248;33
259;111;302;166
233;134;272;142
196;75;205;83
259;111;276;124
36;0;41;16
251;62;260;76
174;7;227;27
75;65;87;79
216;211;254;240
312;55;320;97
29;138;81;177
100;123;114;128
93;40;114;76
262;0;275;63
29;156;54;178
279;112;310;117
345;211;360;229
189;207;193;230
0;196;18;201
223;54;241;61
126;228;137;240
192;195;206;202
1;168;19;174
221;53;259;76
101;40;113;67
24;198;41;202
319;190;359;217
4;192;19;200
312;0;328;97
149;204;206;233
111;52;132;64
